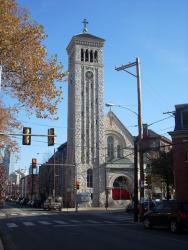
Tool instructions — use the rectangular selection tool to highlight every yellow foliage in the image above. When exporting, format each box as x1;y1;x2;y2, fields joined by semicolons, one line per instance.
0;100;21;152
0;0;66;119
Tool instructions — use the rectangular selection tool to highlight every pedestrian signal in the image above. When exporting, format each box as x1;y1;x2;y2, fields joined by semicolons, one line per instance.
76;181;80;190
22;127;31;145
32;158;37;168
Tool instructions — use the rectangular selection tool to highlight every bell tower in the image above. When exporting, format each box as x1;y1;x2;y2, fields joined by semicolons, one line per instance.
66;20;105;206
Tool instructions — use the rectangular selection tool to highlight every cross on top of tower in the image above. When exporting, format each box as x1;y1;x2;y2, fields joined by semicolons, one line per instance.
82;18;88;33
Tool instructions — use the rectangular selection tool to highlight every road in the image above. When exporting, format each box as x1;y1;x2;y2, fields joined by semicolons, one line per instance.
0;203;188;250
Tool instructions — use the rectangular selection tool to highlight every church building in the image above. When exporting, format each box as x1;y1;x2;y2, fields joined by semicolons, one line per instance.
64;20;134;208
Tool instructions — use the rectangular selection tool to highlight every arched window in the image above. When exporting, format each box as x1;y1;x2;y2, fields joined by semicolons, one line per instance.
90;50;93;62
113;176;126;188
85;49;89;62
94;51;98;62
117;145;122;158
87;169;93;187
81;49;84;61
107;136;114;160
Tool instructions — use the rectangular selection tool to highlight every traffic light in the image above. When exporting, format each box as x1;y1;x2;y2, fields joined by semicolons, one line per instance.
32;158;37;168
22;127;31;145
48;128;54;146
76;181;80;190
145;175;151;186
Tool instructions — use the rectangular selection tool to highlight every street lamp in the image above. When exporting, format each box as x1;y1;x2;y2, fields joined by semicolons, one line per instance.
105;103;138;117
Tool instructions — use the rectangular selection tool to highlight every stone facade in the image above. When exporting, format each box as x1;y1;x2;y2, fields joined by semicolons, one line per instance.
65;30;134;208
66;33;106;206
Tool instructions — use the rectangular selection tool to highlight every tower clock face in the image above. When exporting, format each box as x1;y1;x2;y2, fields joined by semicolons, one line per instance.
85;71;93;79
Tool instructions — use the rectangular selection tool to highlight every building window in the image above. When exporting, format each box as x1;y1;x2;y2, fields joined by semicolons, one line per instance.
186;150;188;161
90;50;93;62
94;51;98;62
87;169;93;187
81;49;84;61
107;136;114;160
182;111;188;129
117;145;122;158
85;50;89;62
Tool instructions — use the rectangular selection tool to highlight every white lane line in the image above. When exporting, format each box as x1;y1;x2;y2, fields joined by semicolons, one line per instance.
31;213;38;215
40;213;49;215
53;220;68;225
0;213;5;217
6;223;18;228
38;221;51;225
20;213;27;216
10;213;18;216
22;222;35;226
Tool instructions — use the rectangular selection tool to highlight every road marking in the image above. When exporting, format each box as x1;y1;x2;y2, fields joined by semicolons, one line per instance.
6;223;18;228
53;220;68;225
38;221;51;225
10;213;18;216
20;213;27;216
40;213;49;215
54;223;132;228
31;212;38;215
0;213;5;217
22;222;35;226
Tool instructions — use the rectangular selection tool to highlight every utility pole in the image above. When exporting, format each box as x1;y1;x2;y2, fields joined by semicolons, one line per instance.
31;165;34;200
115;57;144;203
134;137;138;222
53;148;56;201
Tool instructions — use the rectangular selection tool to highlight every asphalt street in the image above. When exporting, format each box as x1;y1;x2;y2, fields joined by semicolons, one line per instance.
0;204;188;250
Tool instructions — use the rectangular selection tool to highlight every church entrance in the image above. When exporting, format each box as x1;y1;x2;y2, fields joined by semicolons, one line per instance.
112;176;130;200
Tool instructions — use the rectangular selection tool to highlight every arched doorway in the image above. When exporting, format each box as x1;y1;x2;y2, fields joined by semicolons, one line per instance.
112;176;130;200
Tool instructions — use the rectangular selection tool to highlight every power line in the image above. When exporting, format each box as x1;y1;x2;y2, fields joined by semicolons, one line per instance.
148;116;172;127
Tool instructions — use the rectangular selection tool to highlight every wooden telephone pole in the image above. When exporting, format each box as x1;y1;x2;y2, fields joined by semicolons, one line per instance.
115;58;144;205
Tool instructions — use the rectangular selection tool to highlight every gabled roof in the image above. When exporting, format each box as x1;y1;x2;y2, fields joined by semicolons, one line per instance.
105;111;134;142
73;33;105;42
67;32;105;51
147;128;172;144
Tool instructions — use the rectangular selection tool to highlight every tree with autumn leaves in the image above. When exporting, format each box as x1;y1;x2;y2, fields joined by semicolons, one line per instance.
0;0;65;152
149;150;174;200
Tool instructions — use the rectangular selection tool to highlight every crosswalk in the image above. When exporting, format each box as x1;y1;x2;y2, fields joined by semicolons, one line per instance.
2;218;133;229
0;212;51;218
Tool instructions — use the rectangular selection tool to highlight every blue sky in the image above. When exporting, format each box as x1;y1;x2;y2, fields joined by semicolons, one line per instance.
8;0;188;172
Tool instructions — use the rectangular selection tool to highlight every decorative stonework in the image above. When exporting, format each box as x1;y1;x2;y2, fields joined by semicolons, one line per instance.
66;31;134;208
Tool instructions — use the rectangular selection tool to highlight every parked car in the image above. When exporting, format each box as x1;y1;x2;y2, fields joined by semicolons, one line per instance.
20;197;29;207
140;200;156;213
43;197;62;211
143;200;188;233
126;200;156;213
31;199;42;208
